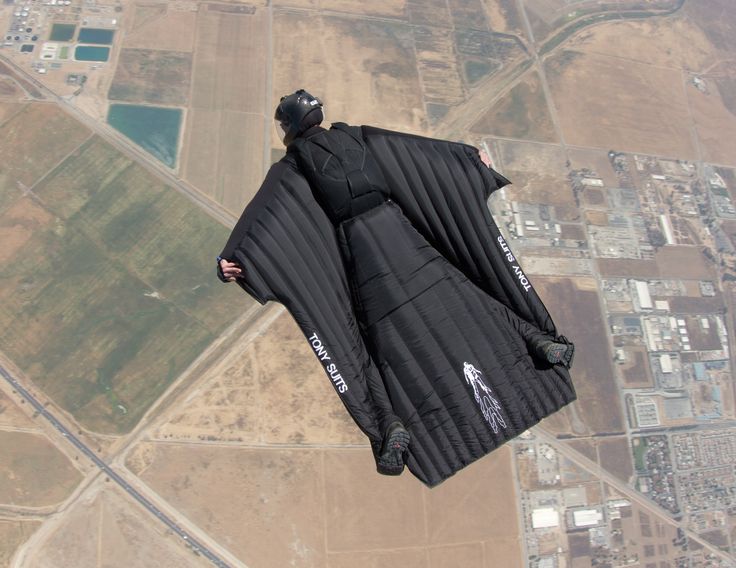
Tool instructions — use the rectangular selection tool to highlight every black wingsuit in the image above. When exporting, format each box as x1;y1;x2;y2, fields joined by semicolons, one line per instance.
220;123;576;487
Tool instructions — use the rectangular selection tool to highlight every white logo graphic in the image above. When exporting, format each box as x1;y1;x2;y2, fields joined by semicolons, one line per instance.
463;362;507;433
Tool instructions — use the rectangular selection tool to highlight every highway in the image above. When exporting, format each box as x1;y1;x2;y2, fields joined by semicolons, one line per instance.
0;364;232;568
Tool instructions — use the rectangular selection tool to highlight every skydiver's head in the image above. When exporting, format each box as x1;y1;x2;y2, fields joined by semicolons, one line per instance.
274;89;324;146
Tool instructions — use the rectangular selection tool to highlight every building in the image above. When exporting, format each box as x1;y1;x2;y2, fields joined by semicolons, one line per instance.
532;507;559;529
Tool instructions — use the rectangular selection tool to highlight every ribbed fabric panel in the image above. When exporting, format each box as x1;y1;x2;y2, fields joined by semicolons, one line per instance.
224;130;577;487
342;202;573;486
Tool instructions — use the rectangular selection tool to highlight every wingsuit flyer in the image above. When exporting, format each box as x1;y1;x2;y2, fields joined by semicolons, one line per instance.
217;90;576;487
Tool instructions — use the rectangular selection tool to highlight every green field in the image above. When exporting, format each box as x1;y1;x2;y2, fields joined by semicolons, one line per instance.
0;105;249;434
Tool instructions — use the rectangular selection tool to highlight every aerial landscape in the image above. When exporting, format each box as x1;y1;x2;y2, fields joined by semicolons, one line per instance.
0;0;735;567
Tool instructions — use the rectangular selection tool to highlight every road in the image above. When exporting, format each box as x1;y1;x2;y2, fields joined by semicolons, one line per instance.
0;364;234;568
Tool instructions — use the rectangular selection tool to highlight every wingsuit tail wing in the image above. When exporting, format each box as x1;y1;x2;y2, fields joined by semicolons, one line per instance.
361;126;558;337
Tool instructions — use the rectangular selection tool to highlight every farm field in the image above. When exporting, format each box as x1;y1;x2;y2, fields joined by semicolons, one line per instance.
180;4;268;212
0;103;90;212
0;431;82;507
108;49;193;106
126;441;521;568
122;2;197;52
0;108;246;435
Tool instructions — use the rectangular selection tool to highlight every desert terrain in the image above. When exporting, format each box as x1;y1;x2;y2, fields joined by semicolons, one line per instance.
1;0;736;567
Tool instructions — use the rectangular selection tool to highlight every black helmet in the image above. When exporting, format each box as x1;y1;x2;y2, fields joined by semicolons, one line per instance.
274;89;324;145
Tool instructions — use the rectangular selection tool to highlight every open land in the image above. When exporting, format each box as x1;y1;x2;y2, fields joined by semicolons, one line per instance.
687;79;736;167
0;76;24;100
150;311;365;446
482;0;527;37
0;103;90;213
108;48;193;106
568;17;713;71
0;101;24;125
180;4;268;213
535;277;625;434
0;431;82;507
273;10;424;131
598;437;634;484
2;0;736;566
0;106;246;435
122;2;197;53
0;389;37;430
471;71;556;142
20;481;209;568
127;440;521;568
495;139;573;205
0;521;40;568
546;49;696;159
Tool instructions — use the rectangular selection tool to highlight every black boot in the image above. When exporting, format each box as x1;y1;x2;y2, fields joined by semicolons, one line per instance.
376;421;410;476
535;339;575;368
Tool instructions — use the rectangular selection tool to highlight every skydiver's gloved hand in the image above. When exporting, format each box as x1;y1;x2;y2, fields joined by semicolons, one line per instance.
216;256;243;283
534;337;575;369
376;421;410;476
479;149;492;168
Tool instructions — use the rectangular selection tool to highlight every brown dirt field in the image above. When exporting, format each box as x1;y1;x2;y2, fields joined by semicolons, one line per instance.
535;277;625;434
656;246;716;279
568;147;621;188
482;0;527;37
559;223;585;240
0;520;40;568
597;258;660;278
0;390;38;430
0;196;54;263
565;437;597;462
598;437;634;483
669;295;724;314
471;71;557;142
0;104;90;189
684;0;736;55
0;76;24;100
620;347;654;388
190;6;267;113
23;483;209;568
182;109;265;213
307;0;407;17
546;50;696;159
130;442;521;567
568;17;713;71
496;139;573;205
272;10;425;133
687;81;736;167
0;101;24;125
108;48;193;105
122;2;197;52
0;431;82;507
586;210;608;226
152;311;365;446
180;5;268;210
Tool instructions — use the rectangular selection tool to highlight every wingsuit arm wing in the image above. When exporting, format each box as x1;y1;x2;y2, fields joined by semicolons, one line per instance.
361;126;558;337
218;161;399;451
